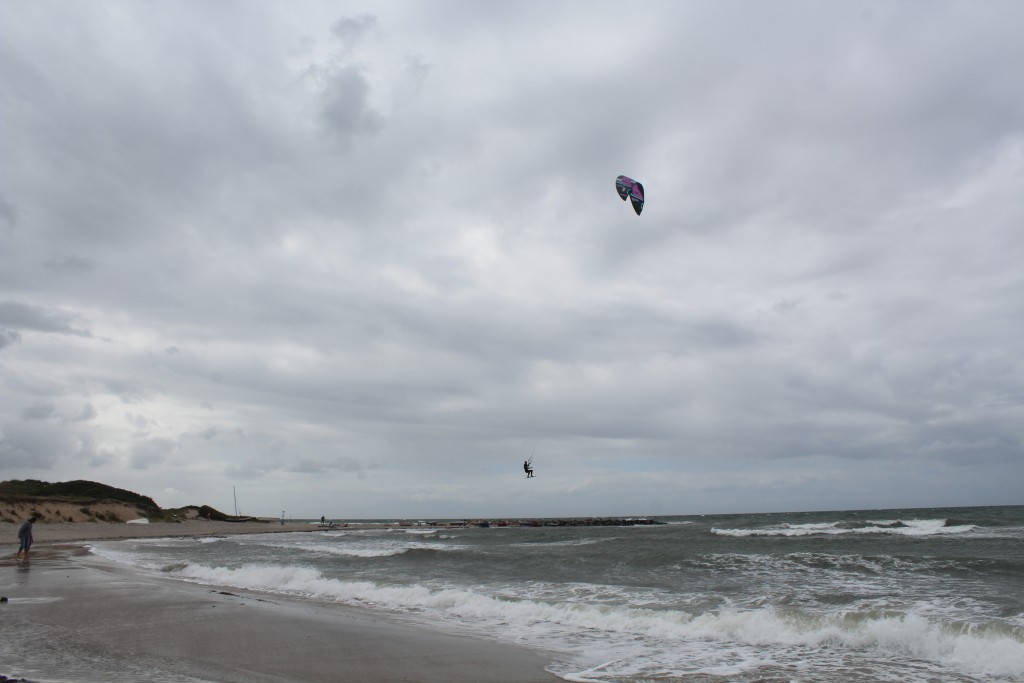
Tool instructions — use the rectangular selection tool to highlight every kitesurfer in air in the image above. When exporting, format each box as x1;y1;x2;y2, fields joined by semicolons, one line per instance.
524;458;534;478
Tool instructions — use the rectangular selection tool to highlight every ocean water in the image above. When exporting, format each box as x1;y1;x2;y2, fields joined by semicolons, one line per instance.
90;506;1024;683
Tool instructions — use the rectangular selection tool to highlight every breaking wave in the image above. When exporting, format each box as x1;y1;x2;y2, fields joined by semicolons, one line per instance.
712;518;977;538
155;561;1024;681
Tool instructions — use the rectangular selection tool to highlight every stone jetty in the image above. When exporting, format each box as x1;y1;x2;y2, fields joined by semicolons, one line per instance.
397;517;665;528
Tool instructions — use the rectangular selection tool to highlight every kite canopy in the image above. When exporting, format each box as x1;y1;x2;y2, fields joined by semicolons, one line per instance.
615;175;645;215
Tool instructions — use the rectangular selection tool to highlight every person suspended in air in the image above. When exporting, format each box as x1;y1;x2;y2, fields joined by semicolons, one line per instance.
524;458;534;478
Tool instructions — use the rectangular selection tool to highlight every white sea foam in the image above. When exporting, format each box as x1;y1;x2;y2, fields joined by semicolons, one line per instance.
179;528;466;558
86;513;1024;683
118;535;226;545
297;544;411;558
712;518;977;538
152;560;1024;682
87;543;161;569
509;537;609;548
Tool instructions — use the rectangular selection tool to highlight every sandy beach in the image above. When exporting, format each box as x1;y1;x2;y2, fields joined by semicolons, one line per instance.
0;522;558;683
0;518;333;543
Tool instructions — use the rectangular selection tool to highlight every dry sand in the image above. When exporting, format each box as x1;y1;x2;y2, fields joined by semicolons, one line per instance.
0;523;559;683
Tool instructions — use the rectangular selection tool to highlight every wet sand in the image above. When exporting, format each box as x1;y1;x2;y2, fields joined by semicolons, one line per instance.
0;518;334;543
0;526;558;683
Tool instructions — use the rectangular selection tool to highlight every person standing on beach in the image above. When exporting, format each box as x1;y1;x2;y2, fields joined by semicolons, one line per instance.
15;516;36;560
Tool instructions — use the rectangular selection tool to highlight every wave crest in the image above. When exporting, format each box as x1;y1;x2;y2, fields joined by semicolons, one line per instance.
158;561;1024;681
712;518;977;538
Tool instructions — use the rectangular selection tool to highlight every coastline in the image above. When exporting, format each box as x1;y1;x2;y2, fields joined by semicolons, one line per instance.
0;518;331;543
0;526;559;683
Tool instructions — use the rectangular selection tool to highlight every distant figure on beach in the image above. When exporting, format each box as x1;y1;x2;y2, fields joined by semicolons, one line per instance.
524;458;534;478
15;516;36;560
321;515;326;525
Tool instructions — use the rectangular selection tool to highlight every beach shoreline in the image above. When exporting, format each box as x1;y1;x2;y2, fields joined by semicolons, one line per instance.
0;518;337;543
0;525;559;683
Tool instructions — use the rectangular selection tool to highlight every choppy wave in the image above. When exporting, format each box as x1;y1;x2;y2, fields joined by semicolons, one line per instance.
86;507;1024;683
712;518;977;538
88;536;465;564
154;561;1024;682
244;537;466;558
125;535;227;545
510;537;610;548
682;552;936;581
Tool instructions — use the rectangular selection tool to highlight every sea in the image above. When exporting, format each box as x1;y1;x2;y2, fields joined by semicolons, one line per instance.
89;505;1024;683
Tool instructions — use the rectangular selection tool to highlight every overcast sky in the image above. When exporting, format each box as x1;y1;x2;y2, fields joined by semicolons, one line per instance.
2;1;1023;519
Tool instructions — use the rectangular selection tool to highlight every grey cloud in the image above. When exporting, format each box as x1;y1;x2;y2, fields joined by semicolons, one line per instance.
0;7;291;263
98;377;152;405
285;456;366;475
284;458;329;474
71;402;97;422
0;2;1022;516
0;423;64;470
223;462;264;480
76;433;115;467
0;328;20;350
0;301;91;337
402;56;431;96
21;402;56;421
45;255;97;273
125;412;157;431
195;427;220;440
319;65;384;141
130;437;176;470
0;430;33;469
0;197;15;236
330;14;379;51
185;424;243;442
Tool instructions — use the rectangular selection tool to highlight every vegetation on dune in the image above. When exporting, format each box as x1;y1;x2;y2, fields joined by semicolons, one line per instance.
163;504;236;521
0;479;161;512
1;479;165;523
0;479;266;524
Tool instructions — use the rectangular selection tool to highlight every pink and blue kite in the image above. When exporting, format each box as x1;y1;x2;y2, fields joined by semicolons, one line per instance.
615;175;645;215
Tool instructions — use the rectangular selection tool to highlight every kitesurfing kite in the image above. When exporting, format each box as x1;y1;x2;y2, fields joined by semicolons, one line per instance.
615;175;644;215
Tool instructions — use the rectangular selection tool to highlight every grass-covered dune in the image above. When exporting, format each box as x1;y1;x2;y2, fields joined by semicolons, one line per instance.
0;479;247;524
